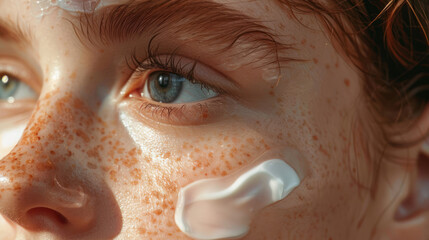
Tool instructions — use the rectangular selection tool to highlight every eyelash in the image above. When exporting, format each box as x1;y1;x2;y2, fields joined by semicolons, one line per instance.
128;44;225;94
125;45;224;123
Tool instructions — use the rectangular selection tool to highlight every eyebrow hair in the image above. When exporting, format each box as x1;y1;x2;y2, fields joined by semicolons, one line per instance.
74;0;295;69
0;18;33;45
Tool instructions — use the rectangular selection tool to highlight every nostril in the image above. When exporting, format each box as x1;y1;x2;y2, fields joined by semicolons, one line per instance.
27;207;69;227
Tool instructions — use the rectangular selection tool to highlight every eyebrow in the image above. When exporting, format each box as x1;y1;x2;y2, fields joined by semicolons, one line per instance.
74;0;295;68
0;18;33;45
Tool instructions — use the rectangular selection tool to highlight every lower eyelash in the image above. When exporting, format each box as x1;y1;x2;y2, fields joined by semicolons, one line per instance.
139;102;185;120
137;99;211;125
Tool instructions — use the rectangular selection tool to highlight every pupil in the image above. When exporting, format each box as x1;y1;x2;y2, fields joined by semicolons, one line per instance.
158;73;170;88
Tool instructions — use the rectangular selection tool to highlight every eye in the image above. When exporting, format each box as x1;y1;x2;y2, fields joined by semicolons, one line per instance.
0;74;37;103
141;71;218;104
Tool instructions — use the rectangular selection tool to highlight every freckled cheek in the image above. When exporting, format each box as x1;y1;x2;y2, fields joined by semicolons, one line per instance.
156;133;273;186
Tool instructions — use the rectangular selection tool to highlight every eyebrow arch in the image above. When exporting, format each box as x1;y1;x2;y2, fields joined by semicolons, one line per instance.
0;18;33;45
74;0;295;68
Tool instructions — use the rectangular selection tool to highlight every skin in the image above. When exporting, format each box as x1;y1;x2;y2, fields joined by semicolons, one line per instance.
0;0;427;239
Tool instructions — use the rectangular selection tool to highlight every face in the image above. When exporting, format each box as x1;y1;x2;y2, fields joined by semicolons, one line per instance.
0;0;399;239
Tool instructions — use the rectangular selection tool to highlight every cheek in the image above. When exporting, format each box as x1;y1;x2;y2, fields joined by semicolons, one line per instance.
113;112;286;236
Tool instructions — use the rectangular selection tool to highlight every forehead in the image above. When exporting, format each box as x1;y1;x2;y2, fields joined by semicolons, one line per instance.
3;0;286;29
1;0;302;69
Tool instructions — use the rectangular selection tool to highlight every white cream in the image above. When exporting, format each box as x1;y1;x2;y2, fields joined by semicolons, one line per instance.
175;159;300;240
32;0;130;17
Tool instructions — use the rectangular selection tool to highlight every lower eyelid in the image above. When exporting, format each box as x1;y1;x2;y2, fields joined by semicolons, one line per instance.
122;96;228;126
0;100;35;120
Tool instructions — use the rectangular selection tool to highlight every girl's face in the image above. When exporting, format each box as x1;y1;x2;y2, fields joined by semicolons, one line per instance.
0;0;410;239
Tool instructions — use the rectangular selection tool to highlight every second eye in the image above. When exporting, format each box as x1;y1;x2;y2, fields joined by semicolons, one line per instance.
141;71;218;104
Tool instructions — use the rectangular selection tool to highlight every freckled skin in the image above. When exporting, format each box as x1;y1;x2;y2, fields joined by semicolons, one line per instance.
0;0;413;240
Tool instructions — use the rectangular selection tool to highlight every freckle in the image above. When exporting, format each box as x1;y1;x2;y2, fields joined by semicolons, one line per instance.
50;25;54;29
87;162;97;169
325;64;330;69
344;78;350;87
310;44;316;49
138;227;146;234
269;90;275;96
301;39;307;45
335;61;339;68
13;183;21;191
69;72;77;79
319;145;330;157
109;170;118;182
163;152;171;158
221;171;227;176
312;135;318;140
99;49;105;53
312;58;318;64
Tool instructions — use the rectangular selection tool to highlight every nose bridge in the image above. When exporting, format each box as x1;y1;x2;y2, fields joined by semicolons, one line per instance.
22;90;99;147
1;90;98;178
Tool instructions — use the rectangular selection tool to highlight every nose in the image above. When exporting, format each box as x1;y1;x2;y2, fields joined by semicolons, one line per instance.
0;91;123;238
0;174;94;233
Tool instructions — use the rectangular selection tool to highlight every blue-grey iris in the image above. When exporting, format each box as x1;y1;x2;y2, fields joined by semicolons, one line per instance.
148;72;184;103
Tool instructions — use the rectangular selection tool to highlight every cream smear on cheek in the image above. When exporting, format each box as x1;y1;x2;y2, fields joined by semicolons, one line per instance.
175;150;302;240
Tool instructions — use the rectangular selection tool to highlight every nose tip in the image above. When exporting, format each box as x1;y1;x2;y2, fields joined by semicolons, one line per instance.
0;175;95;233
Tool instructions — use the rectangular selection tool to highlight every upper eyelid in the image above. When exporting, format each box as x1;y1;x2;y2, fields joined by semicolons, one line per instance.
129;54;240;96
